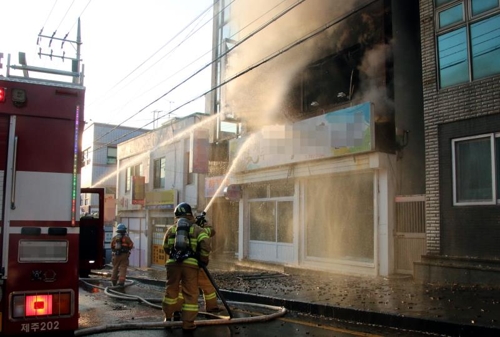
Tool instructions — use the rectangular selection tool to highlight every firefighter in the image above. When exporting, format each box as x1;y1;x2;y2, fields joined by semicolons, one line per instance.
110;223;134;287
198;223;221;312
175;220;221;313
162;202;211;332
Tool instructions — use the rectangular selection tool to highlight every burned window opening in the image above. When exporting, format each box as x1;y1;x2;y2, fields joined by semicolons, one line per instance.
302;45;363;115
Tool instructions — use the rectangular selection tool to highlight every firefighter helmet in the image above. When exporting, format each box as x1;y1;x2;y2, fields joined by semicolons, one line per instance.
174;202;193;217
117;223;127;233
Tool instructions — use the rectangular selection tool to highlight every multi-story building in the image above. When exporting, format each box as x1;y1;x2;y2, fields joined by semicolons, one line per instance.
115;113;211;268
81;122;147;263
206;0;425;277
415;0;500;284
81;122;147;220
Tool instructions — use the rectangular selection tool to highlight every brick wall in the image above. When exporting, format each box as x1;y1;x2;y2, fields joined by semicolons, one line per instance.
419;0;500;254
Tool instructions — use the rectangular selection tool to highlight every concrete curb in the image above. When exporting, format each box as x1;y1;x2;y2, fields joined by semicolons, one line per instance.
93;272;500;337
219;290;500;337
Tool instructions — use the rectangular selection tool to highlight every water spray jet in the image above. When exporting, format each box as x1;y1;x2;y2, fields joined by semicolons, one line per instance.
91;114;218;188
203;133;258;213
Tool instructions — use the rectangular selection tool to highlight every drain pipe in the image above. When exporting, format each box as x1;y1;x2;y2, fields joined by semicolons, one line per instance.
75;301;286;336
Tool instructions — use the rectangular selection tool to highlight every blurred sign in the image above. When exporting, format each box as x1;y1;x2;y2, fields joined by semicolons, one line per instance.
145;190;177;209
190;128;209;173
229;102;373;172
205;176;228;198
132;176;145;205
224;184;242;201
104;194;116;223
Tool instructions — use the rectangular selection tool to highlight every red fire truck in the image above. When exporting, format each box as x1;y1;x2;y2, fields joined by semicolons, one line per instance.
0;59;86;334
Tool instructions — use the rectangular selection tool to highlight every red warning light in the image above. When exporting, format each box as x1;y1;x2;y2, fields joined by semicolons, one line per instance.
0;87;6;103
25;295;53;316
34;301;45;309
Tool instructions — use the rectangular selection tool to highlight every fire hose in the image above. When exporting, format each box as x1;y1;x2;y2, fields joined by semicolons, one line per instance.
77;277;286;336
76;212;286;335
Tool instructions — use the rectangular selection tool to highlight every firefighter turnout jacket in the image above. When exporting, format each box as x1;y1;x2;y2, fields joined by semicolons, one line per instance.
163;220;211;267
111;233;134;255
162;218;211;330
110;233;134;286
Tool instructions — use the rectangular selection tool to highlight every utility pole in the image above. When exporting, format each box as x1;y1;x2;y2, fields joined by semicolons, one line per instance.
28;18;84;84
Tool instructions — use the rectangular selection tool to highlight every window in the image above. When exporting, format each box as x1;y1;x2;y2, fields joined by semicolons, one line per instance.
306;173;374;262
246;181;294;199
436;0;455;6
302;46;362;113
185;152;194;185
436;0;500;88
452;133;500;205
125;164;142;192
248;180;294;244
82;148;91;166
107;147;117;164
153;158;165;189
249;201;293;243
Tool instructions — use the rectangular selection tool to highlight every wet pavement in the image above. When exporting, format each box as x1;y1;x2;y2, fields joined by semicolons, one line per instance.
96;255;500;337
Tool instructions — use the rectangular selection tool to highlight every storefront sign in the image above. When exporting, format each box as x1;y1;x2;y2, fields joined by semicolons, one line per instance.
190;128;209;173
229;102;373;171
145;190;177;209
104;194;116;223
132;176;145;205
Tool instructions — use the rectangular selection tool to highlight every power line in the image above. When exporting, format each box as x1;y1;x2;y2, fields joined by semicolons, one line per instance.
91;0;233;144
131;0;289;112
41;0;59;31
55;0;77;33
91;0;311;152
87;1;216;110
92;0;303;148
88;3;217;125
91;0;378;155
68;0;93;33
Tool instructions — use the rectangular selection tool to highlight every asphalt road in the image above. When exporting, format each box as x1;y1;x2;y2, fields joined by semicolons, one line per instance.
77;277;446;337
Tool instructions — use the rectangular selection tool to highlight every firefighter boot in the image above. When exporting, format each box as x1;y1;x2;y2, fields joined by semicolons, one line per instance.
172;311;182;321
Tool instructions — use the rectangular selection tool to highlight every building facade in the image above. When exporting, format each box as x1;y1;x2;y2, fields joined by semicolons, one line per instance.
116;113;210;268
207;0;425;276
81;122;147;262
81;122;147;212
415;0;500;284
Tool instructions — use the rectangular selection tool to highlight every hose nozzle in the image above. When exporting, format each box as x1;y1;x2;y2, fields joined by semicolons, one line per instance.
196;211;207;227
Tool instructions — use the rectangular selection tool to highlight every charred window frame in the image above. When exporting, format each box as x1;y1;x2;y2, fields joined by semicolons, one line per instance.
435;0;500;88
302;45;362;114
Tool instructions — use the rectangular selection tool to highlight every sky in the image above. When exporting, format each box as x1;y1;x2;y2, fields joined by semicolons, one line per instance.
0;0;214;129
